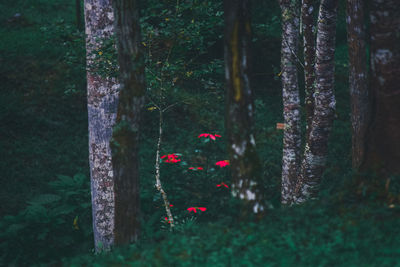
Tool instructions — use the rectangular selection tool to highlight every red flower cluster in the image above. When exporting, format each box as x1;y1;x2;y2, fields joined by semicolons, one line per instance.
215;160;230;168
216;182;229;188
187;207;207;213
198;133;221;140
158;131;229;221
161;153;181;163
188;167;204;171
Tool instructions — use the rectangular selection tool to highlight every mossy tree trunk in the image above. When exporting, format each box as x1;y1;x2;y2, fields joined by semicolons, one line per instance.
294;0;339;204
84;0;119;251
224;0;264;214
362;0;400;176
279;0;301;205
346;0;369;170
111;0;145;245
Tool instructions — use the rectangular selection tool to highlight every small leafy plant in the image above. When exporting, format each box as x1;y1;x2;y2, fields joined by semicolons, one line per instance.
0;174;92;266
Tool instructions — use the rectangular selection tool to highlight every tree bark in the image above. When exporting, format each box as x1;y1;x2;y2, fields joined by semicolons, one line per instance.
363;0;400;176
346;0;369;170
84;0;119;251
294;0;338;204
224;0;264;214
76;0;82;30
279;0;301;205
302;0;316;138
111;0;145;245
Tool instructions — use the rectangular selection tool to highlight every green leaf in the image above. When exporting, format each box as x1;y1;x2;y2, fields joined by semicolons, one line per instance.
28;194;61;205
6;224;25;235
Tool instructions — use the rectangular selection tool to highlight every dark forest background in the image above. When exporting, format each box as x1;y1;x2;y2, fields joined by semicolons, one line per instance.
0;0;399;265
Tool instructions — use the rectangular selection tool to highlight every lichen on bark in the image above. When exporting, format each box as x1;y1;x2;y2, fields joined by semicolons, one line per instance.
279;0;301;205
85;0;119;251
302;0;316;139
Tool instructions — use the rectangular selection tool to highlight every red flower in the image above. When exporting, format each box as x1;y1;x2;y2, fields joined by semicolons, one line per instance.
197;167;204;170
187;207;197;213
161;153;178;159
216;182;229;188
198;133;209;138
215;160;230;168
161;153;181;163
169;204;173;207
164;217;171;224
165;158;181;163
198;133;221;141
187;207;207;213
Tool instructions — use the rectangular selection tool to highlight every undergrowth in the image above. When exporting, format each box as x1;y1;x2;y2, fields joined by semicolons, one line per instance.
65;202;400;267
1;0;400;266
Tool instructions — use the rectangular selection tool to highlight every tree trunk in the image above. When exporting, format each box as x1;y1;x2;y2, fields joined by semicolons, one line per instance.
76;0;82;30
346;0;369;170
363;0;400;176
294;0;338;204
224;0;264;214
279;0;301;205
84;0;119;251
302;0;316;138
111;0;145;245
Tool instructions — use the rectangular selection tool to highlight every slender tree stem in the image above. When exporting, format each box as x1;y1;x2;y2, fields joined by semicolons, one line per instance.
154;111;174;228
346;0;368;170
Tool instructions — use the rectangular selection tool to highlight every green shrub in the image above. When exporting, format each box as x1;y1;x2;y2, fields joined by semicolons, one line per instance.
0;174;92;266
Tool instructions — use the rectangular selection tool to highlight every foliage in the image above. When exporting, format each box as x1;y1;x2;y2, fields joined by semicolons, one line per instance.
0;0;87;216
0;174;92;266
141;0;224;109
66;201;400;266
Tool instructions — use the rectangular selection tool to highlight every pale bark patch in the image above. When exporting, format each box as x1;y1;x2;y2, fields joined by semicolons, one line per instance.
374;49;393;64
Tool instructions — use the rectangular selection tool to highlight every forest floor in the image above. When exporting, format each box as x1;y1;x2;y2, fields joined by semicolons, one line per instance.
1;0;400;266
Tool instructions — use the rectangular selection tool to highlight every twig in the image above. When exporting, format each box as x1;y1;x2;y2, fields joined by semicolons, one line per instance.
283;34;305;69
146;68;162;82
147;96;160;110
162;102;178;112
